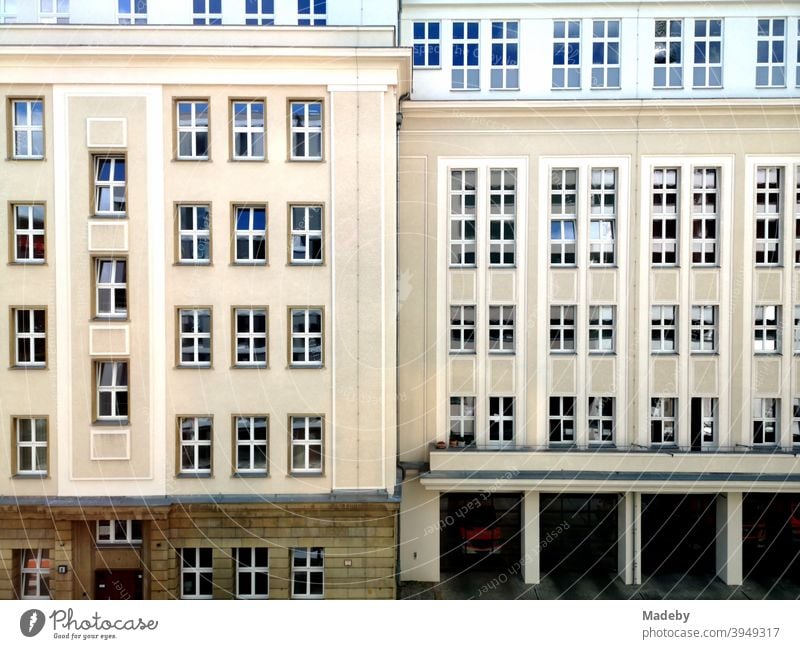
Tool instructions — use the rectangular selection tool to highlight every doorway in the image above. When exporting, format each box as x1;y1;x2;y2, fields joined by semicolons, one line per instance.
95;569;143;600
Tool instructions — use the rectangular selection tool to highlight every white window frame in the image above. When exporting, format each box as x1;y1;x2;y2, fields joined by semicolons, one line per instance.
180;548;213;600
0;0;17;23
589;167;617;265
412;21;441;69
20;549;50;600
15;417;47;476
650;397;677;445
11;99;43;159
289;101;322;161
692;19;723;88
179;308;212;367
550;168;578;266
690;305;717;353
95;258;127;319
651;305;678;353
290;205;323;264
93;156;126;217
245;0;274;25
176;101;209;159
588;396;615;445
235;416;268;474
234;548;269;599
233;205;267;264
588;305;615;353
793;398;800;446
755;166;782;266
231;100;265;160
549;305;576;353
290;416;323;474
452;20;480;90
178;205;211;264
552;19;581;89
95;520;143;545
654;19;683;88
291;547;324;599
297;0;325;26
450;305;476;354
450;169;477;266
699;397;717;447
234;308;267;367
488;305;515;354
14;308;46;367
752;398;779;446
796;18;800;87
488;396;514;446
652;167;679;265
756;18;786;88
490;20;519;90
289;308;323;366
591;19;621;89
489;168;516;266
794;305;800;354
449;396;475;445
96;361;128;422
117;0;146;24
794;165;800;264
549;395;576;445
192;0;221;25
754;305;781;353
39;0;68;23
692;167;719;265
179;416;212;474
13;204;45;263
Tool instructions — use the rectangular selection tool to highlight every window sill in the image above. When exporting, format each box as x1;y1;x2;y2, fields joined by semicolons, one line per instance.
176;472;213;479
230;157;267;163
13;473;49;480
173;157;211;163
231;364;268;370
232;472;269;479
754;264;784;269
92;420;130;427
588;351;616;356
588;264;618;269
651;352;679;356
6;157;46;162
549;350;577;356
288;157;324;163
488;351;515;356
753;351;782;357
92;316;129;323
449;351;477;356
91;214;128;220
174;261;213;267
9;364;48;370
288;364;325;370
448;265;478;270
690;351;719;356
289;471;324;477
548;442;577;449
175;364;214;370
288;261;325;267
231;261;268;267
8;261;47;267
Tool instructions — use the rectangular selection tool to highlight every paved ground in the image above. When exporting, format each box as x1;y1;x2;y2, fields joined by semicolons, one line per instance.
399;570;800;600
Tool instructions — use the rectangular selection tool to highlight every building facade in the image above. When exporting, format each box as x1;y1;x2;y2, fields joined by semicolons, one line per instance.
0;20;408;599
397;0;800;588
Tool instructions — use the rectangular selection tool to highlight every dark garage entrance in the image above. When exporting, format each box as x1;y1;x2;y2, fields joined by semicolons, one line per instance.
742;494;800;587
540;494;618;578
641;494;716;577
440;492;522;572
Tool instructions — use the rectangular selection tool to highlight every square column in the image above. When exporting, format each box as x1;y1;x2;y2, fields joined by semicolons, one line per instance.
618;492;641;585
716;492;743;586
521;491;540;585
399;476;440;582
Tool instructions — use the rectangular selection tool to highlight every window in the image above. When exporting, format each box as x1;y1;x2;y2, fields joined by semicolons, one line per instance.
177;205;211;264
756;18;785;87
180;548;212;599
549;305;576;353
176;101;209;159
754;305;781;353
231;100;265;160
794;305;800;354
289;308;323;366
588;305;615;353
12;204;45;263
693;19;722;88
550;168;577;265
588;396;614;444
552;20;580;89
235;416;268;474
692;397;717;448
755;166;782;265
289;101;322;160
290;205;323;264
793;398;800;445
11;99;43;159
235;548;269;599
413;21;440;68
15;417;47;476
179;308;212;367
39;0;68;23
590;168;617;265
795;167;800;263
692;167;719;265
234;308;267;367
297;0;325;26
797;19;800;87
290;416;323;473
291;548;323;599
488;305;515;353
488;396;514;446
179;416;212;474
233;205;267;264
0;0;17;23
654;19;682;88
20;550;50;599
96;520;142;545
651;305;677;353
652;168;679;265
690;305;717;353
93;157;126;217
549;396;575;445
452;21;480;90
650;397;677;445
450;169;477;266
753;398;779;446
490;21;519;90
96;361;128;422
489;168;516;265
13;309;46;367
95;259;127;319
449;396;475;446
245;0;273;25
591;20;620;88
117;0;146;24
450;305;475;354
192;0;221;25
